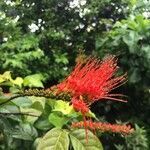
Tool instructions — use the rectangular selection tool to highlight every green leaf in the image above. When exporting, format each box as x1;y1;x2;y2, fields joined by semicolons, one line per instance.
0;104;21;122
23;74;44;87
2;71;12;80
122;31;139;53
12;123;38;141
46;98;57;108
70;129;103;150
30;96;46;111
0;71;11;83
87;110;98;120
35;116;53;130
125;124;148;149
20;108;42;124
48;112;68;128
0;95;10;104
35;104;53;130
12;97;32;107
0;71;23;87
11;77;23;87
53;100;74;115
37;128;69;150
0;116;14;147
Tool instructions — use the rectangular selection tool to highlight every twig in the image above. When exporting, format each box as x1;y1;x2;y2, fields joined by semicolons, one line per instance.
0;112;39;117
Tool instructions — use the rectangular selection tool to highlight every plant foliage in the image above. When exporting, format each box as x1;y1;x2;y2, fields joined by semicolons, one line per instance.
0;0;150;149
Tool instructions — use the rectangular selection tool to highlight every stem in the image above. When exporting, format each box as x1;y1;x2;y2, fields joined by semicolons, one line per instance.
0;89;71;106
0;112;39;117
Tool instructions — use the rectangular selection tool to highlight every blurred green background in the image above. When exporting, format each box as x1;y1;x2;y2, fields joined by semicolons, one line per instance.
0;0;150;149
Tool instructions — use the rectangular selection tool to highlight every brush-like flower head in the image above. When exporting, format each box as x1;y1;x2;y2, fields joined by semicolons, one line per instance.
57;55;127;105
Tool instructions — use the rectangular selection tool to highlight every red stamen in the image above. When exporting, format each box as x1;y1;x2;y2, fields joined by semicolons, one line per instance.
57;55;127;104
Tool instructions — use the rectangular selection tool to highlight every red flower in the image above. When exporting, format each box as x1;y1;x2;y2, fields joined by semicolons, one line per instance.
56;55;131;142
71;97;89;114
71;120;134;135
57;55;127;105
71;97;91;142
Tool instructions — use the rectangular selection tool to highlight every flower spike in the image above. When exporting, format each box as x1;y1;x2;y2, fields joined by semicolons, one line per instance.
72;120;134;135
57;55;127;105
